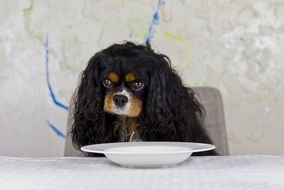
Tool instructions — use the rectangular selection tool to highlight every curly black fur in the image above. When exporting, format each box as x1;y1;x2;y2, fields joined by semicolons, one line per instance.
71;41;217;156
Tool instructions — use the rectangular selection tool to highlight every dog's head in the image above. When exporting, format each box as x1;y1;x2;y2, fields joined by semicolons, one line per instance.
99;45;150;117
77;42;173;118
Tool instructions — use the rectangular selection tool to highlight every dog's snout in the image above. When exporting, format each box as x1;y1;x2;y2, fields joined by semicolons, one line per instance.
113;95;128;107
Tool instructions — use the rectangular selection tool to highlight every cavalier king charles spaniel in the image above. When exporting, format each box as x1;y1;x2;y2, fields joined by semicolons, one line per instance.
71;41;217;156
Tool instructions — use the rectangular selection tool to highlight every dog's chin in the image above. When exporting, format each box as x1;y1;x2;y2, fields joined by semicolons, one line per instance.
105;108;140;118
111;109;129;116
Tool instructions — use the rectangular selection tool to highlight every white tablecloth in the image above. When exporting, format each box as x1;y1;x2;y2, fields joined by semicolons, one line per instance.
0;155;284;190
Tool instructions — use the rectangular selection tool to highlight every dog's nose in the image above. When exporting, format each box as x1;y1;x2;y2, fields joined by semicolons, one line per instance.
113;95;128;107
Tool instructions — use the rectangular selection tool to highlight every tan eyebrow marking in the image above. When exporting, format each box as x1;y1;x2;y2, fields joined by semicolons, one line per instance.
125;73;137;82
108;72;119;83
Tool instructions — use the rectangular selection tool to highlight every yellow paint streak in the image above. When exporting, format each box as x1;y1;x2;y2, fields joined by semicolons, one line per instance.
164;31;188;42
163;31;190;65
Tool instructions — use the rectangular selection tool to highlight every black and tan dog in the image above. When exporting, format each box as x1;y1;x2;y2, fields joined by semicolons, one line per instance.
71;41;217;156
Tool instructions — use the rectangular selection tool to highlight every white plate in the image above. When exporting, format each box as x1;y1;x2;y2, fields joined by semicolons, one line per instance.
81;142;215;168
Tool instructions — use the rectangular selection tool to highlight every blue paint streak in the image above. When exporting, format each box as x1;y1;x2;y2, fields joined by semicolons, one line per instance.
144;0;164;44
44;34;69;111
129;29;133;38
47;121;66;138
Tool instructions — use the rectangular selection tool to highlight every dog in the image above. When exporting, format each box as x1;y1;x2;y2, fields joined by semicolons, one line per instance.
71;41;217;156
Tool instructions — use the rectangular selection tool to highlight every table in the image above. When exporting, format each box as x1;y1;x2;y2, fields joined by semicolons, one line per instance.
0;155;284;190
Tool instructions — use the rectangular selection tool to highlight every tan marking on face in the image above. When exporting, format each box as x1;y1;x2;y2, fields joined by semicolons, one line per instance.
125;73;137;82
103;92;114;113
128;95;143;117
108;72;119;83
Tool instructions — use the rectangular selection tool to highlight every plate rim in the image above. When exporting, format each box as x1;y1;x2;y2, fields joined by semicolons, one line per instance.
81;142;216;155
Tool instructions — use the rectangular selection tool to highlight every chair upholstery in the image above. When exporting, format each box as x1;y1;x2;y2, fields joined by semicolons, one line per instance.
193;87;229;155
64;87;229;156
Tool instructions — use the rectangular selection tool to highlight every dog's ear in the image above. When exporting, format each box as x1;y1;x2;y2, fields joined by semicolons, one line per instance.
71;54;113;149
140;55;178;140
140;54;212;144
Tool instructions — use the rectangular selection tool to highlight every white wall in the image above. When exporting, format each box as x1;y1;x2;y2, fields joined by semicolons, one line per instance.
0;0;283;156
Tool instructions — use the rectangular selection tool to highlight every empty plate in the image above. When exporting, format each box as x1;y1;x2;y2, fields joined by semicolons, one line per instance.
81;142;215;168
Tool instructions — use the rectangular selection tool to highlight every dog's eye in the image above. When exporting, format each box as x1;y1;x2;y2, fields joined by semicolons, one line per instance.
131;81;144;91
102;79;112;88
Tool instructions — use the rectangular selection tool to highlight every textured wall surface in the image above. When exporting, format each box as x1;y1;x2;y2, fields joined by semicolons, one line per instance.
0;0;283;156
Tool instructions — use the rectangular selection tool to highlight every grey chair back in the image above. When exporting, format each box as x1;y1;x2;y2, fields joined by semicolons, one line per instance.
64;87;229;156
193;87;229;155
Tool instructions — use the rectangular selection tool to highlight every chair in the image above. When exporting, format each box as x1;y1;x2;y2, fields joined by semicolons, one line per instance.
64;87;229;156
193;87;229;155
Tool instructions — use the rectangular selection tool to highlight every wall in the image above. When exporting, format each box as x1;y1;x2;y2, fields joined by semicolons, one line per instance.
0;0;283;156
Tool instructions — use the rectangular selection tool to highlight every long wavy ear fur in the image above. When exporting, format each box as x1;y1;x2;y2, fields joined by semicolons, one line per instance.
71;54;114;149
139;54;216;155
